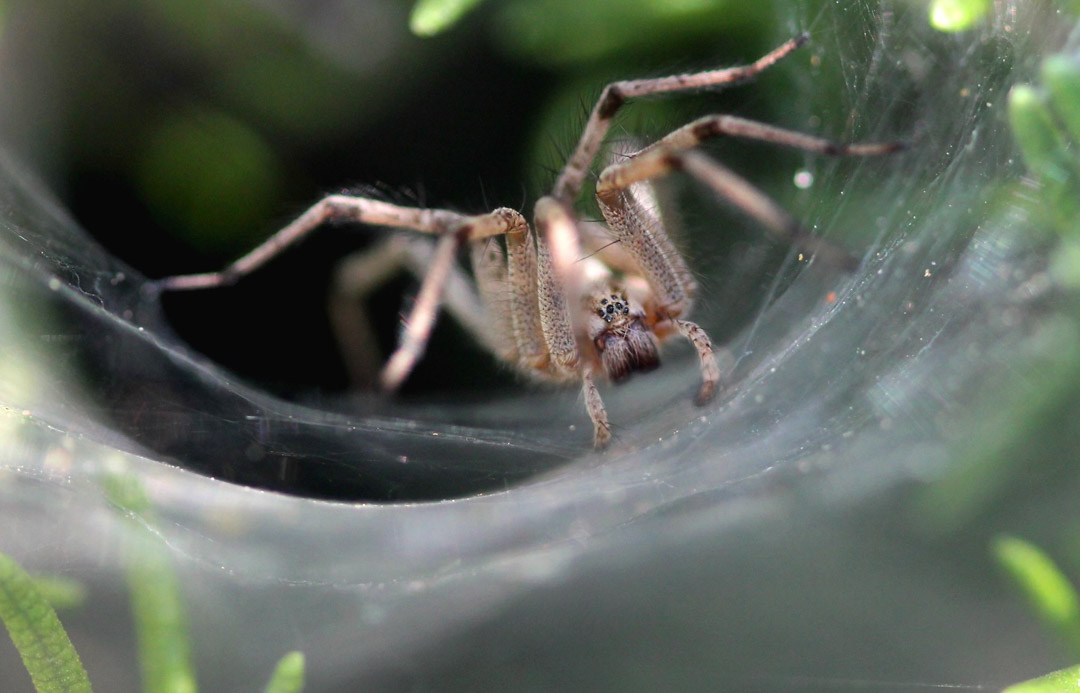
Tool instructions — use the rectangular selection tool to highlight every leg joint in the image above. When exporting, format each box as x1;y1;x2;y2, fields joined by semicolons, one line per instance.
597;84;625;120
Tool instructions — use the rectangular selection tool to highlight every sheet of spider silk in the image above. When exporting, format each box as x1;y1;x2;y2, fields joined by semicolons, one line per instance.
1;3;1078;691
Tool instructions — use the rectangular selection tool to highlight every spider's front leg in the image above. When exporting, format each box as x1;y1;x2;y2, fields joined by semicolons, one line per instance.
595;183;722;406
158;193;527;393
532;197;613;449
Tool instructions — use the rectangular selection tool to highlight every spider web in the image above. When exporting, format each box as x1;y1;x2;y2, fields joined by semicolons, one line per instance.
0;1;1075;690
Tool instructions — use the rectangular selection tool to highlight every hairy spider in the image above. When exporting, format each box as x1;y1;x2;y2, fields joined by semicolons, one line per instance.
156;35;904;449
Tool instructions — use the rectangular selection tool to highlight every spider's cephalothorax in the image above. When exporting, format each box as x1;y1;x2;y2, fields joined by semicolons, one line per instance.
158;35;905;449
586;286;659;383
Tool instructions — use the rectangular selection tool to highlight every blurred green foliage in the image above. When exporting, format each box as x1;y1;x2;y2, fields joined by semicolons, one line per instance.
0;552;92;693
994;536;1080;659
263;651;306;693
102;471;307;693
968;38;1080;693
2;473;308;693
912;42;1080;533
912;317;1080;531
410;0;486;36
928;0;991;32
1004;663;1080;693
1009;54;1080;235
31;575;88;612
491;0;772;66
135;107;285;254
104;471;199;693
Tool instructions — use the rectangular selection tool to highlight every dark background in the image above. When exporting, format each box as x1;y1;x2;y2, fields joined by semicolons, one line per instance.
0;0;802;397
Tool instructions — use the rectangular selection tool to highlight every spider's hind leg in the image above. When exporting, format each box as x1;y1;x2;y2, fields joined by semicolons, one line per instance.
331;234;499;389
596;115;907;271
377;208;530;391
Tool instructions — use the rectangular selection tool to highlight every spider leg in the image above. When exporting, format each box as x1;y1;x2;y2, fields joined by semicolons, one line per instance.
677;150;860;270
533;197;614;449
544;36;809;300
582;365;611;449
596;133;895;271
631;114;906;161
552;34;808;205
468;240;520;364
669;319;720;405
331;235;496;388
593;180;716;403
378;208;530;391
378;231;461;391
502;211;557;375
157;190;525;391
533;198;583;378
595;182;697;319
156;194;472;291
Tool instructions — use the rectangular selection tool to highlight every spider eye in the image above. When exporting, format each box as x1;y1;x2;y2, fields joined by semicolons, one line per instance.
622;307;629;315
601;298;608;305
604;315;612;323
605;305;614;314
597;310;605;318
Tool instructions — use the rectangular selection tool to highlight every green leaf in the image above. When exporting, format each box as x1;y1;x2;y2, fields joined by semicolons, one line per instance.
32;576;87;612
0;552;92;693
1009;85;1070;178
1003;663;1080;693
912;318;1080;530
1052;0;1080;17
263;651;305;693
993;535;1080;658
1042;55;1080;146
410;0;486;36
492;0;766;67
103;472;198;693
928;0;991;32
1009;82;1080;233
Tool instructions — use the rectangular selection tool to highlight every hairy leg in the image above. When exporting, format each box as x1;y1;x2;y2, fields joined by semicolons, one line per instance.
331;235;496;388
377;208;530;391
595;116;905;272
552;34;809;205
156;194;472;291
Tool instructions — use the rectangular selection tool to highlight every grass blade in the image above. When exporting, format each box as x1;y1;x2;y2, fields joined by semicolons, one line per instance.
0;552;92;693
263;651;305;693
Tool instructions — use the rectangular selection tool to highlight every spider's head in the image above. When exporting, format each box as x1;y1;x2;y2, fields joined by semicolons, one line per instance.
587;287;659;382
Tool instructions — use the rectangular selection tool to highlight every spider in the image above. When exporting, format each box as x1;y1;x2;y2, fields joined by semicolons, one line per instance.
155;35;904;449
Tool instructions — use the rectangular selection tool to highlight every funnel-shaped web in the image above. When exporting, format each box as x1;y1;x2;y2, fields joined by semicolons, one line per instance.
0;2;1077;691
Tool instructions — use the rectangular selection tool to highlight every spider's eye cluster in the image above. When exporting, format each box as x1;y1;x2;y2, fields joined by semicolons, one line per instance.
597;294;630;323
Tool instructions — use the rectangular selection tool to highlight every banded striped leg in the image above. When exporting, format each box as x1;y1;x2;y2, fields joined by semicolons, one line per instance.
678;151;858;269
330;235;497;388
533;197;614;449
157;191;527;392
632;114;907;161
596;116;907;271
595;180;720;405
375;208;528;391
582;366;611;449
540;34;810;301
552;34;809;204
156;194;473;291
